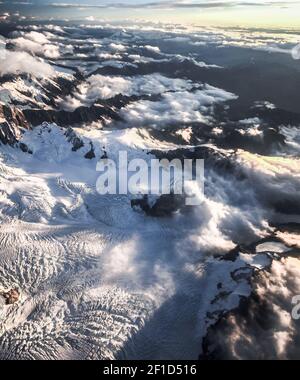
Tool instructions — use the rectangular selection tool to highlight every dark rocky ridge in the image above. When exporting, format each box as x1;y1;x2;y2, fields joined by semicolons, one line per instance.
22;93;161;127
23;104;120;127
64;127;84;151
1;288;20;305
131;193;187;217
0;104;29;146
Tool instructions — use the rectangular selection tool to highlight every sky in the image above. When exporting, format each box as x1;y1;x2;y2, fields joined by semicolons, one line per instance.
1;0;300;28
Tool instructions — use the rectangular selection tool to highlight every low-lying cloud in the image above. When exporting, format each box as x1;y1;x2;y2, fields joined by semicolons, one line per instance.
59;73;200;110
0;50;55;77
120;86;237;127
9;31;60;59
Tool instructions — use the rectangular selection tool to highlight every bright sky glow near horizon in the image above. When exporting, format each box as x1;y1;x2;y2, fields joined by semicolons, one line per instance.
1;0;300;29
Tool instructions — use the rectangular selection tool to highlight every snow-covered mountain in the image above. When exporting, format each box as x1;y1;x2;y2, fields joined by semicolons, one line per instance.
0;15;300;360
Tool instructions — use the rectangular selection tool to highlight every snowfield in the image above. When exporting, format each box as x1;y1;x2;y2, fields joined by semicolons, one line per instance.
0;123;277;359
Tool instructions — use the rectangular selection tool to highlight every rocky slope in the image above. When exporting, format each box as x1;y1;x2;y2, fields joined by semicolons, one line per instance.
0;103;29;145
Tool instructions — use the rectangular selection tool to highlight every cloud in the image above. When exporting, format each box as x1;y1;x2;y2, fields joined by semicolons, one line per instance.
59;73;200;110
9;31;60;59
120;85;237;127
236;151;300;215
85;16;95;21
10;37;60;58
109;43;127;52
22;31;49;44
0;50;55;77
144;45;161;53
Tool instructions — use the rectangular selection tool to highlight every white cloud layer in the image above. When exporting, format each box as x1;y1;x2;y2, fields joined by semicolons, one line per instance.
120;85;237;127
0;50;55;77
59;73;200;110
9;31;60;59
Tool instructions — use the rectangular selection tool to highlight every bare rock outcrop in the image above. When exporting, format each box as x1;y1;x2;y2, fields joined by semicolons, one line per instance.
0;104;30;146
1;288;20;305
